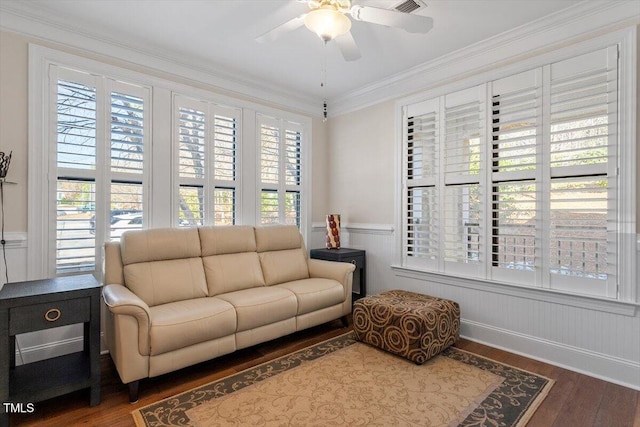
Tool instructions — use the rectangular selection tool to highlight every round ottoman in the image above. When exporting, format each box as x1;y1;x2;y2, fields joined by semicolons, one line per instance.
353;290;460;364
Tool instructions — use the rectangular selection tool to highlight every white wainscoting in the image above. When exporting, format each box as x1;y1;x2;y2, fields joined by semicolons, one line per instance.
0;232;28;286
312;224;640;390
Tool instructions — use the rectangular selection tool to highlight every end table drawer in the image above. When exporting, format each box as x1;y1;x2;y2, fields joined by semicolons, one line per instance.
9;297;91;335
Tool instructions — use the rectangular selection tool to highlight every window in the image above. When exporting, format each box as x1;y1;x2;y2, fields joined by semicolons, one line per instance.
258;115;303;227
174;96;240;226
402;45;630;299
53;66;149;274
29;45;311;280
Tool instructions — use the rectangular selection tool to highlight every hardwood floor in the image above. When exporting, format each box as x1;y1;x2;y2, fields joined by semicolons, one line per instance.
9;318;640;427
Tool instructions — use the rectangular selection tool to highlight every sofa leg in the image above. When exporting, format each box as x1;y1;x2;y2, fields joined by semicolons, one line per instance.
128;381;139;403
340;315;349;328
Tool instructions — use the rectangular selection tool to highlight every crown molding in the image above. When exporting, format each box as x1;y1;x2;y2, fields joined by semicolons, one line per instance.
0;2;321;117
329;0;640;117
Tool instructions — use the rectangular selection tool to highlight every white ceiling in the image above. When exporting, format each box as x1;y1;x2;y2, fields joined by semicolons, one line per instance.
2;0;587;105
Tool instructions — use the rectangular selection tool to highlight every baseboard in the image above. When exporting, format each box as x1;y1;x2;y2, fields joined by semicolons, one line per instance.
14;335;84;365
461;319;640;391
14;331;107;365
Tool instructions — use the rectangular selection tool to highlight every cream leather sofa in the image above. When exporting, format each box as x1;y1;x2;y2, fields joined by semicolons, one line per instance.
102;224;354;402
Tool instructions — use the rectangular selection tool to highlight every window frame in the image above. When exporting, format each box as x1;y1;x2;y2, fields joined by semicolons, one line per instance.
395;27;637;306
172;94;242;227
42;62;152;278
257;114;305;228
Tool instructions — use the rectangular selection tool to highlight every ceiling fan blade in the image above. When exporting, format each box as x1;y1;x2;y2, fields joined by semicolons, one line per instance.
256;15;306;43
334;31;361;62
350;5;433;34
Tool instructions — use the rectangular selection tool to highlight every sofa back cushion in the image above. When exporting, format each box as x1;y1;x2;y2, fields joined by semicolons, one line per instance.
199;225;257;256
255;225;309;286
199;226;266;295
124;259;208;306
120;228;207;306
203;253;265;295
120;227;201;264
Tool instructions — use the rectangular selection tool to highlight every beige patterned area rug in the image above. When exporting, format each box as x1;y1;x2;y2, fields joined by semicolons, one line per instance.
133;332;553;427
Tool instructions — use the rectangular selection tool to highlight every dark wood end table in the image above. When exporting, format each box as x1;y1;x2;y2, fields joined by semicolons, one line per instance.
310;248;366;302
0;274;101;426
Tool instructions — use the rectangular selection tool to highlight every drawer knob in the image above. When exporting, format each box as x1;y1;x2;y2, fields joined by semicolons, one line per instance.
45;308;61;322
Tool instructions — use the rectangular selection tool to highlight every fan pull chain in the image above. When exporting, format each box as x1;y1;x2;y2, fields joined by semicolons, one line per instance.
321;41;328;122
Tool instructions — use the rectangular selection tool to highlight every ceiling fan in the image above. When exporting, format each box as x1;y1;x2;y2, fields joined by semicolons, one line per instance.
256;0;434;61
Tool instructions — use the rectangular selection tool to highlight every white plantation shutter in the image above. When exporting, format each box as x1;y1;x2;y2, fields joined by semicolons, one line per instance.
442;86;484;274
285;129;302;186
174;96;239;226
109;88;146;240
490;69;541;285
284;127;302;226
110;92;144;174
260;119;280;224
53;66;149;274
212;112;238;224
404;99;439;269
55;72;98;273
177;103;206;226
547;46;618;297
404;85;485;275
259;115;303;227
260;121;280;185
56;79;98;171
55;179;96;273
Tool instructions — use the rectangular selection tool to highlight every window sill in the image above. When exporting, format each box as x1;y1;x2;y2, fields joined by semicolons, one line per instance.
391;265;639;317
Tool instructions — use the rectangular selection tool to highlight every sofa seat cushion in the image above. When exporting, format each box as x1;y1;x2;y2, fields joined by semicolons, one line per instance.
149;297;236;355
216;287;297;332
275;278;345;315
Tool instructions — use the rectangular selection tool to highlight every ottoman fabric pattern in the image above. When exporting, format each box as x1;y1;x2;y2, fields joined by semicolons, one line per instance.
353;290;460;364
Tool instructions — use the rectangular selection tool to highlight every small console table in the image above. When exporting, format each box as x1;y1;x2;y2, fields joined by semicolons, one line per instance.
310;248;366;303
0;274;101;426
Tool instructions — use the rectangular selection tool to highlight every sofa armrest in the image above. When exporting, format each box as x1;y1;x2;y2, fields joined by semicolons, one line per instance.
102;284;151;355
308;258;355;296
103;284;151;321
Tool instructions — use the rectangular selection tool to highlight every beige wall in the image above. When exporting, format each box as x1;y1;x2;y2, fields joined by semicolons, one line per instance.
326;101;396;225
311;118;329;223
0;31;28;232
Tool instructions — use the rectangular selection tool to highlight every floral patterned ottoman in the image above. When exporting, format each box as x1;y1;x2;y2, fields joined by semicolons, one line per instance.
353;290;460;364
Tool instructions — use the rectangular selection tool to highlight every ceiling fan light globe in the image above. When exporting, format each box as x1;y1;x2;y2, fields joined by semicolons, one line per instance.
304;8;351;42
